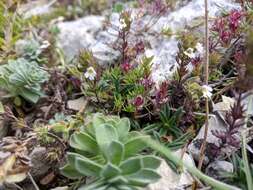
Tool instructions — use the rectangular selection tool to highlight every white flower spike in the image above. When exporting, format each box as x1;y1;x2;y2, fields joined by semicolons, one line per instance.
202;85;213;99
84;67;97;81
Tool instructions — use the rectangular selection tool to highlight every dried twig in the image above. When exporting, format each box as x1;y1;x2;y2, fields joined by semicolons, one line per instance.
28;172;40;190
198;0;210;170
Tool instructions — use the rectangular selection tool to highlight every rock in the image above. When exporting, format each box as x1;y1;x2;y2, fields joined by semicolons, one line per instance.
57;15;117;64
29;147;51;178
67;97;87;111
145;149;194;190
188;115;226;164
19;0;56;19
206;160;233;179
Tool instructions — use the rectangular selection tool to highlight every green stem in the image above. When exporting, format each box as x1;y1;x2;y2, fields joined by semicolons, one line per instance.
242;133;253;190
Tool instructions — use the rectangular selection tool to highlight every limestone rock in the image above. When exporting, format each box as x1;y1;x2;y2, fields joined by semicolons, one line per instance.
206;160;233;179
145;150;194;190
29;147;51;178
67;97;87;111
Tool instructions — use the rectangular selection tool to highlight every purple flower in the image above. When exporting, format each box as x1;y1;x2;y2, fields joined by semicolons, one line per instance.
140;77;153;89
133;95;144;108
220;30;232;44
121;60;132;72
228;10;243;32
70;77;81;88
155;82;169;104
135;41;145;55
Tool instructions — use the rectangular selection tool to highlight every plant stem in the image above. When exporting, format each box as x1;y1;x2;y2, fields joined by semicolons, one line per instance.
145;138;240;190
198;0;210;170
242;130;253;190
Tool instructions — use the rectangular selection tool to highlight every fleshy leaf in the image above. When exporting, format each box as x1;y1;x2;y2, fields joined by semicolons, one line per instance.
124;136;149;158
95;123;118;153
120;157;142;175
141;156;161;169
126;169;161;187
75;157;103;177
106;141;124;165
100;163;121;179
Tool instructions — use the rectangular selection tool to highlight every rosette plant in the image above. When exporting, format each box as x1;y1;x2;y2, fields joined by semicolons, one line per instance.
61;113;161;190
0;58;49;103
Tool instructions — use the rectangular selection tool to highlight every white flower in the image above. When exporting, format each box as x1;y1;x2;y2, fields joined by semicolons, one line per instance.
202;85;213;99
40;40;50;49
84;67;97;81
184;48;195;59
185;62;194;73
195;42;204;54
119;18;127;29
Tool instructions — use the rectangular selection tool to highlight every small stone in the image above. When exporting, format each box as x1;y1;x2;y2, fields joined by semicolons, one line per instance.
145;150;194;190
29;147;51;178
206;160;233;179
67;97;87;111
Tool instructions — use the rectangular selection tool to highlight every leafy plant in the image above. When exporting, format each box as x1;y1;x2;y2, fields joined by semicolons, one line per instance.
61;113;161;190
0;58;49;103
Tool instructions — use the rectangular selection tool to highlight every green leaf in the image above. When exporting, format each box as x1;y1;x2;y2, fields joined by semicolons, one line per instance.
117;118;130;139
92;113;106;127
242;133;253;190
117;185;138;190
100;163;121;179
113;3;124;13
120;157;142;175
124;136;149;158
60;164;83;179
75;157;103;177
70;132;98;153
142;156;161;170
95;123;118;153
106;141;124;165
126;169;161;187
108;176;128;184
78;180;107;190
0;101;4;113
19;89;40;103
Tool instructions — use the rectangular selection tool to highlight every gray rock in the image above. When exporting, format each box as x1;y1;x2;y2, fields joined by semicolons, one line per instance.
29;147;51;178
67;96;86;111
19;0;56;19
56;14;120;64
145;150;194;190
206;160;233;179
188;115;226;164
